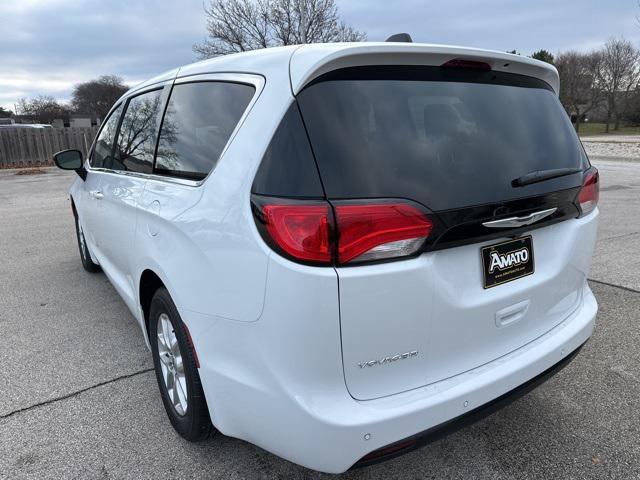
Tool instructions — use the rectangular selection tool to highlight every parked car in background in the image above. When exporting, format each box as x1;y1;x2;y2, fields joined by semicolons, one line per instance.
0;123;53;128
53;42;599;473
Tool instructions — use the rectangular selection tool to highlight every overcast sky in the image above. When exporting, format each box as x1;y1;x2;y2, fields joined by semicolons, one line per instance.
1;0;639;110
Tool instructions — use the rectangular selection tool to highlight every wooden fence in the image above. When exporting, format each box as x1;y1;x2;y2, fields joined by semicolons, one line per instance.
0;127;99;168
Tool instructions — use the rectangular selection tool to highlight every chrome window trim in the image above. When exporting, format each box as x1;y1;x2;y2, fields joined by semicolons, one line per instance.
125;74;178;98
85;73;265;188
86;167;202;187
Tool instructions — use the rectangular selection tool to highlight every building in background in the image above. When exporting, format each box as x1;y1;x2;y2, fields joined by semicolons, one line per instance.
69;115;92;128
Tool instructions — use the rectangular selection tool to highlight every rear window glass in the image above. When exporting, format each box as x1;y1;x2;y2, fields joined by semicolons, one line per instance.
297;67;588;211
155;81;255;180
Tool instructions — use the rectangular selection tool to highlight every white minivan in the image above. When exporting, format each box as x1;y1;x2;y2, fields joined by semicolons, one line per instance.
53;42;599;473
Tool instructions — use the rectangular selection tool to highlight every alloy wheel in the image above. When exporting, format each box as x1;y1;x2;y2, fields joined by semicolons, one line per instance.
156;313;188;416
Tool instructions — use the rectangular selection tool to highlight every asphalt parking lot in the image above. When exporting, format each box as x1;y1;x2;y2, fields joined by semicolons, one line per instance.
1;153;639;479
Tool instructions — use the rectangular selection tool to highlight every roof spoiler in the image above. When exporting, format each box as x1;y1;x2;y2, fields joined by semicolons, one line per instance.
290;44;561;95
386;33;413;43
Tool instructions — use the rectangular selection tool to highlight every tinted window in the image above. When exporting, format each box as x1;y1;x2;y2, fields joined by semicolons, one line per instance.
90;103;123;168
252;103;324;197
297;67;588;211
112;89;164;173
155;82;255;180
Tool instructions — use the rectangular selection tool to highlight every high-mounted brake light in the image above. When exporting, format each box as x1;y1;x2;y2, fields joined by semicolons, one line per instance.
441;59;492;71
577;168;599;217
255;198;433;266
334;203;433;263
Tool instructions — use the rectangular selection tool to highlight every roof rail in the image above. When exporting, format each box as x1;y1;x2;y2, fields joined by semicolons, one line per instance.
385;33;413;43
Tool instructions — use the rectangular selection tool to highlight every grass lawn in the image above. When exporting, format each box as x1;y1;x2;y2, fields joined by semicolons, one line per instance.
578;122;640;137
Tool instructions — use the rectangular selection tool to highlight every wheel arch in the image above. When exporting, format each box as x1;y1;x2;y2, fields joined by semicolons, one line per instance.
70;195;78;218
139;269;167;341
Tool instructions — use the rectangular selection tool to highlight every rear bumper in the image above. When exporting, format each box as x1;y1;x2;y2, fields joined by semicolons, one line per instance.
354;339;585;468
197;283;597;473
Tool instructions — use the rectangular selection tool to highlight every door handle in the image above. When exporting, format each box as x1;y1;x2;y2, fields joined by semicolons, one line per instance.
482;207;557;229
89;190;104;200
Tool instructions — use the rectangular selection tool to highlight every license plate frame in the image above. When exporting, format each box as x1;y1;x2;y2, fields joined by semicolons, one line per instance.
481;236;535;289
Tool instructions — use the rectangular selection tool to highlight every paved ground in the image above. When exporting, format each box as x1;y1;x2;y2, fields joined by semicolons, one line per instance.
1;154;639;479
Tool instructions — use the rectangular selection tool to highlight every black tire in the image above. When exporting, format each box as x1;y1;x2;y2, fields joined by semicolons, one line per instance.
149;287;212;441
74;215;101;273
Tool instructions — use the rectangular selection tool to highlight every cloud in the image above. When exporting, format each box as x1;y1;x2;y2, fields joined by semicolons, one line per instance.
0;0;206;109
337;0;640;52
1;0;639;111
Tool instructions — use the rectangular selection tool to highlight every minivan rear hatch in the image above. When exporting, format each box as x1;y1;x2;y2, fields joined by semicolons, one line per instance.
296;64;593;400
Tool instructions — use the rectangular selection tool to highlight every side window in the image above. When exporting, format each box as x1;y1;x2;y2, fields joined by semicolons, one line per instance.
112;89;164;173
251;103;324;197
155;81;255;180
90;103;123;168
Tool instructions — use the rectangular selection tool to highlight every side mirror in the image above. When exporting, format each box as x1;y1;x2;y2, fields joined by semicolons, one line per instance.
53;149;87;180
53;149;83;170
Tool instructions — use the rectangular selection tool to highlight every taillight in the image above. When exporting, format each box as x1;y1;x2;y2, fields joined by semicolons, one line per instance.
577;168;599;217
334;203;433;263
254;197;433;266
262;203;332;263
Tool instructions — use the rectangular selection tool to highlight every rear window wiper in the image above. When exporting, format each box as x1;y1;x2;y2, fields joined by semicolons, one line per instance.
512;167;583;187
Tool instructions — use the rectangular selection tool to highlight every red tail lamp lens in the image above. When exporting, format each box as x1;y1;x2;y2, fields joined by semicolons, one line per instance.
258;200;433;265
578;168;599;216
335;204;433;264
262;204;332;263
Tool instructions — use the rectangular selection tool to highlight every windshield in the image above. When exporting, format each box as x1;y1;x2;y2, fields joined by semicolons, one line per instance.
297;66;588;211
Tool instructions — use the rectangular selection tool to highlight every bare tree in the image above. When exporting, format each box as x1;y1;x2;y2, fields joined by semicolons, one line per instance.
17;96;70;124
270;0;363;44
71;75;128;121
597;37;640;132
556;51;604;132
193;0;366;58
194;0;271;56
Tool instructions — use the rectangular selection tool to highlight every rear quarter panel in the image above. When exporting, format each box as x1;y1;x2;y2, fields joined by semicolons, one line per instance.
132;67;297;331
